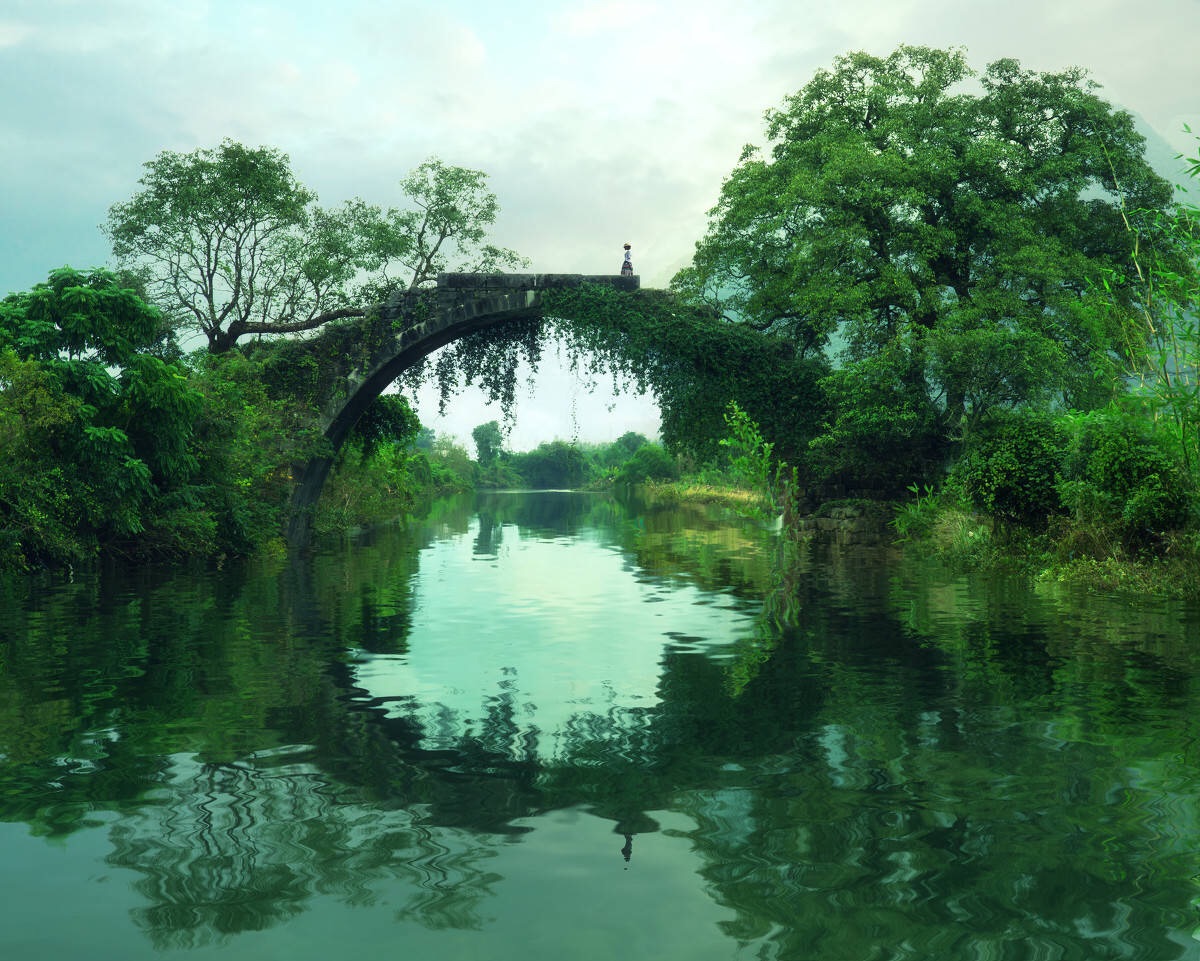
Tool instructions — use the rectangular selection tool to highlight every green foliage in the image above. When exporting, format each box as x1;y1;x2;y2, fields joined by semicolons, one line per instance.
425;316;546;426
0;265;171;364
509;440;588;489
426;436;476;494
0;352;90;566
353;157;528;291
607;431;651;466
890;483;944;542
1105;136;1200;471
542;285;826;466
949;410;1068;528
414;426;437;450
314;442;427;534
470;420;524;489
719;400;774;491
106;140;358;352
471;420;505;467
808;338;946;496
715;400;794;519
1056;407;1194;551
676;44;1173;451
614;444;679;486
106;142;525;352
347;393;421;459
476;459;524;489
0;268;214;566
183;350;305;554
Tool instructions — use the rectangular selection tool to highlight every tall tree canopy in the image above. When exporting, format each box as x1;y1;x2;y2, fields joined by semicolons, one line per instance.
106;142;523;352
472;420;505;466
0;268;202;560
673;46;1174;433
353;158;527;291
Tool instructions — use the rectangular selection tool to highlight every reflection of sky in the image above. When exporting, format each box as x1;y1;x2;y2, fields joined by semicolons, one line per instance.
350;518;758;758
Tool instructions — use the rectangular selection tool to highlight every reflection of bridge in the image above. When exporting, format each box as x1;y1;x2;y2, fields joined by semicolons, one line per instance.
287;272;641;546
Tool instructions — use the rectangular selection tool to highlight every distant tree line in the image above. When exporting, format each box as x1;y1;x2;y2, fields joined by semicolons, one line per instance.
465;422;676;490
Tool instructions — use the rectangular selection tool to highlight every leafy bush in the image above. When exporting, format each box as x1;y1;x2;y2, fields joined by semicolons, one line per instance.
0;268;219;566
476;460;523;489
1057;408;1193;550
807;342;945;497
314;444;428;534
186;351;303;554
949;411;1067;528
615;444;679;486
425;437;476;494
509;440;588;489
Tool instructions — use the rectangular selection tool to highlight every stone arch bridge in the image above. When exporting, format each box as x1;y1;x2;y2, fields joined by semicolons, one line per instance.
288;272;641;546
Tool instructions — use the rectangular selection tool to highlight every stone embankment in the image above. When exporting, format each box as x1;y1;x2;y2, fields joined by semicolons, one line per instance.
792;502;892;546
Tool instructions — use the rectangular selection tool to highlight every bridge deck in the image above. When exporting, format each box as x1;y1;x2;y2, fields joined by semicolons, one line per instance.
437;272;639;291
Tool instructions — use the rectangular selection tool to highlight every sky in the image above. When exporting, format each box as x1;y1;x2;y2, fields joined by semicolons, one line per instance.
2;0;1198;452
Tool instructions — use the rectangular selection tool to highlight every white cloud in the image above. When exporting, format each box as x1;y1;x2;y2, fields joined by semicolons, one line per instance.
0;22;33;47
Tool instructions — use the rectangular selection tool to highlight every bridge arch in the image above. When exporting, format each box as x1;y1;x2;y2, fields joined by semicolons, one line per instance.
287;273;641;546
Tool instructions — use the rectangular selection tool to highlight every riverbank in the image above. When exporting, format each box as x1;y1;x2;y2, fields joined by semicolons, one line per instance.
889;503;1200;601
654;480;1200;600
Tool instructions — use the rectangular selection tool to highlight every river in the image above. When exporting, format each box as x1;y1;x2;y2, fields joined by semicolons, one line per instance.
2;490;1199;960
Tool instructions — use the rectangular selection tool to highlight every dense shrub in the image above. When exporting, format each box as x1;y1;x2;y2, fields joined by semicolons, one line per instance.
425;438;476;494
807;343;946;498
1057;409;1194;550
615;444;679;486
476;460;524;489
949;411;1067;528
509;441;587;489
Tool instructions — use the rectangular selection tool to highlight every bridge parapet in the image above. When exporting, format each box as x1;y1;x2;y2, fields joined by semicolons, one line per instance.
437;272;639;291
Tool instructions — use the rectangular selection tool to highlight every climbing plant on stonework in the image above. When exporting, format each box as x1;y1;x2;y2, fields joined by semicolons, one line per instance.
387;283;828;466
540;284;827;465
249;281;824;472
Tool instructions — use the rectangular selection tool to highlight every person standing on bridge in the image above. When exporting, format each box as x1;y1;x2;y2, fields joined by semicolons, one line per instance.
621;243;633;276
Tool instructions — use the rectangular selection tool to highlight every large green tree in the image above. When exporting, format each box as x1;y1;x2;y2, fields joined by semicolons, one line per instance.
106;142;523;352
471;420;505;467
674;46;1174;439
0;268;203;564
352;157;527;291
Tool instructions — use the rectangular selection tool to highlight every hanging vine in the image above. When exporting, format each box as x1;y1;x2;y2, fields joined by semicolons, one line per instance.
254;281;827;465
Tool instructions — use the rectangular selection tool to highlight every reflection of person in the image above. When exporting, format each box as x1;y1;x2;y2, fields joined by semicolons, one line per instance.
620;243;633;276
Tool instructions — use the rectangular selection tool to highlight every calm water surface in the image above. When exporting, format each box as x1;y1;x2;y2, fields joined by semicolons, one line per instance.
3;490;1200;960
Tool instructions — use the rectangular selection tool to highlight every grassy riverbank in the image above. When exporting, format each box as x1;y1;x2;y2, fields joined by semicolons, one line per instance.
891;502;1200;600
650;474;1200;600
632;480;773;515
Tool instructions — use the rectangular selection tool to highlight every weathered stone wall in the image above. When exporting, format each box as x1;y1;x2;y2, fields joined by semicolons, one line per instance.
792;503;893;546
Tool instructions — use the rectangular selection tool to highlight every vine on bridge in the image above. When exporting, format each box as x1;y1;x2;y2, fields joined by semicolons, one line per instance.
251;282;826;466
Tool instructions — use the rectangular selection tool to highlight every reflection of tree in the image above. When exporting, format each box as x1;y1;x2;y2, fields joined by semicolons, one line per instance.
474;488;609;538
473;507;504;557
5;498;1200;957
663;541;1200;960
105;755;507;949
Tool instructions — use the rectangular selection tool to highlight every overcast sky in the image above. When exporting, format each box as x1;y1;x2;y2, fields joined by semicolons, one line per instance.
2;0;1197;451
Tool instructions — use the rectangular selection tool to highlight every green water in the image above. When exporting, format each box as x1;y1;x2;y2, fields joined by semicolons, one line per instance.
2;490;1200;960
